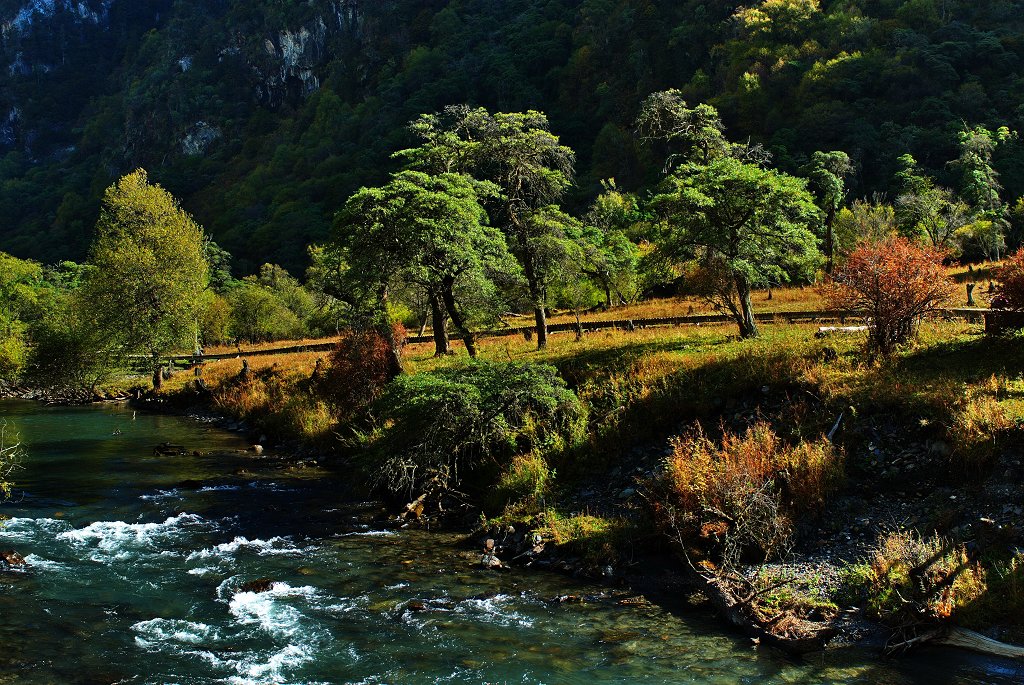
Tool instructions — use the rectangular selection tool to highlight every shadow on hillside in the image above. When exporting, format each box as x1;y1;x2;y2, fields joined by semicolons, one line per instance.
894;334;1024;385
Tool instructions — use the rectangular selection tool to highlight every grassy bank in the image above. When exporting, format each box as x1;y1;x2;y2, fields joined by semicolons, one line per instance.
155;309;1024;644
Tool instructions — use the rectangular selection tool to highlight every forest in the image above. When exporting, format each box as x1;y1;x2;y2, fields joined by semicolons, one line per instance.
2;0;1024;273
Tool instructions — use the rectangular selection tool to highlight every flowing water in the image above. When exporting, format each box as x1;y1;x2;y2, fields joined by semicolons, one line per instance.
0;399;1021;685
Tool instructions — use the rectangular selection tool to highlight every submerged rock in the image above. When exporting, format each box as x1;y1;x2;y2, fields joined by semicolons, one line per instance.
0;550;26;569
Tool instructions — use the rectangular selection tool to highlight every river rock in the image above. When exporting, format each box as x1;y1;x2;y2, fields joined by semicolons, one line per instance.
238;578;275;594
0;551;26;569
250;445;264;455
480;552;503;569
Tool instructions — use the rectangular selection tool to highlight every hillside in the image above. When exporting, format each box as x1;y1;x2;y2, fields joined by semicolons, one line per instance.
2;0;1024;273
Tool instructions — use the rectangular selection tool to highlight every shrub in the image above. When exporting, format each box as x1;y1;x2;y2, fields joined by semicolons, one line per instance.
653;421;842;567
821;236;955;356
227;281;304;343
844;531;986;635
365;360;584;499
315;325;404;416
946;376;1016;474
992;247;1024;310
491;454;554;513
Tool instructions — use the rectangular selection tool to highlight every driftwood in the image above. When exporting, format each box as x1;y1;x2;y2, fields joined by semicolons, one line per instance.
673;547;837;655
815;325;868;338
935;627;1024;659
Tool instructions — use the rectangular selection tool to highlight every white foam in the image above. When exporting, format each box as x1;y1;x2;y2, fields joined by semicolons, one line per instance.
139;488;182;501
132;618;220;647
452;594;534;628
56;513;207;558
198;484;242;492
187;536;305;562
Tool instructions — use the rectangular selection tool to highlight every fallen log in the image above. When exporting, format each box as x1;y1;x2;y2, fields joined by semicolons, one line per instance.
936;627;1024;659
673;548;837;655
815;326;868;338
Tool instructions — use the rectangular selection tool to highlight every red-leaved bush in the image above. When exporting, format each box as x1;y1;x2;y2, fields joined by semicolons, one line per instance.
992;248;1024;310
821;237;955;356
316;324;406;415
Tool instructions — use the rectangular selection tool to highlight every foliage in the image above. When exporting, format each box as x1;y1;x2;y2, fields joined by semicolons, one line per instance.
5;1;1024;273
398;106;576;348
652;421;842;569
821;236;955;356
804;150;853;272
833;199;898;258
334;170;518;356
491;454;554;514
227;279;304;344
316;325;404;417
365;360;584;498
651;153;822;338
992;248;1024;310
843;531;986;634
82;169;208;386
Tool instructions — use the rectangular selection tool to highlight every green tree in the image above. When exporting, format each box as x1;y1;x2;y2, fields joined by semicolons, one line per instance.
953;125;1015;260
336;171;517;357
894;154;972;253
0;252;43;381
652;157;822;338
83;170;208;389
805;150;854;273
398;106;576;349
582;181;643;307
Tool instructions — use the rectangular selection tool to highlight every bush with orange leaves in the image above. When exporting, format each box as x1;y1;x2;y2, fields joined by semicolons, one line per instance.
315;324;406;417
821;236;955;356
992;247;1024;310
653;421;843;569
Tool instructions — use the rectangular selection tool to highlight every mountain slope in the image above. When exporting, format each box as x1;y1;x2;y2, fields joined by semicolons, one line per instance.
2;0;1024;273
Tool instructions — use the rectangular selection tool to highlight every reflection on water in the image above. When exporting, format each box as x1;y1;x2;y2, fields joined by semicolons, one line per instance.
0;399;1020;685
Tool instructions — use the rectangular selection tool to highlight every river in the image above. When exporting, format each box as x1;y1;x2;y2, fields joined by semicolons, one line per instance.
0;399;1020;684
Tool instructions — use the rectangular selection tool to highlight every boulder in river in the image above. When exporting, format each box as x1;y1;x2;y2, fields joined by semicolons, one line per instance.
238;578;275;594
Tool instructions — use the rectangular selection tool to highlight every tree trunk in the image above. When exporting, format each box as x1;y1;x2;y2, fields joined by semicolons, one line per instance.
522;254;548;349
151;353;163;390
377;288;404;378
428;291;449;357
735;275;759;338
604;283;613;309
440;279;477;358
824;206;836;275
534;305;548;349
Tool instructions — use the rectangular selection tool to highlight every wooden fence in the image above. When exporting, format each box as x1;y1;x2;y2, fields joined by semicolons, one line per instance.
154;307;990;367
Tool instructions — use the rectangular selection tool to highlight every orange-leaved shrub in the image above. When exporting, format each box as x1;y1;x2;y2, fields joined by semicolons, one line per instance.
821;236;955;356
992;247;1024;310
654;421;843;567
316;324;406;416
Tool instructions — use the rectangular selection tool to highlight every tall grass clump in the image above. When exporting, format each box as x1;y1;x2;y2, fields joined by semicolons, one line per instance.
945;376;1017;475
841;530;987;650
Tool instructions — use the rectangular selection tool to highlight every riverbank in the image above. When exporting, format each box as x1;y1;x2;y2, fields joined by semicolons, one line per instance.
7;318;1024;660
132;318;1024;657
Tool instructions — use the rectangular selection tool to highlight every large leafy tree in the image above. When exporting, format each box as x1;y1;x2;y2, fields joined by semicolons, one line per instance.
398;106;576;349
335;170;517;358
639;94;821;338
83;169;208;389
652;157;822;338
954;125;1015;260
